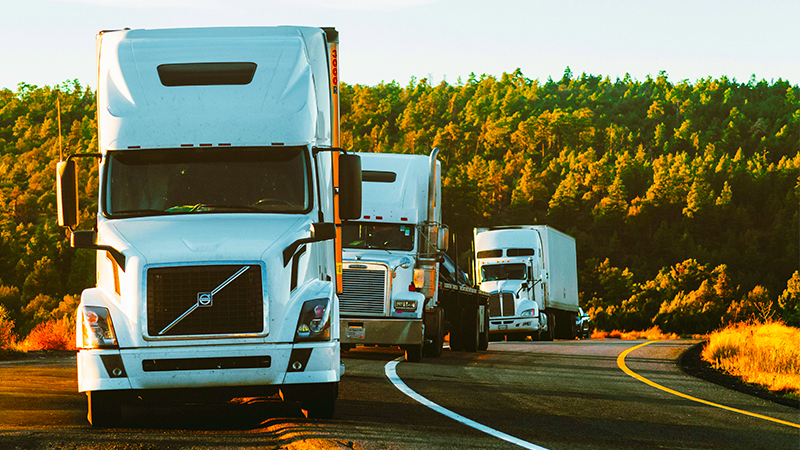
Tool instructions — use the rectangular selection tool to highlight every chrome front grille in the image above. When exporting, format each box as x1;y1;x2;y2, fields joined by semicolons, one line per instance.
146;264;264;337
488;292;516;318
339;267;387;316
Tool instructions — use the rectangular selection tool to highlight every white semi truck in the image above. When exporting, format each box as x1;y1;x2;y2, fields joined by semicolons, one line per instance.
473;226;579;341
55;26;361;426
339;149;489;361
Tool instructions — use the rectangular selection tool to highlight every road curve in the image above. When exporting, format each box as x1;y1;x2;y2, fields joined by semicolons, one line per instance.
0;340;797;449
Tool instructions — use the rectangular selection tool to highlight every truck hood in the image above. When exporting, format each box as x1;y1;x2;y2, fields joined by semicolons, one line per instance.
480;279;523;295
343;250;413;269
105;214;308;265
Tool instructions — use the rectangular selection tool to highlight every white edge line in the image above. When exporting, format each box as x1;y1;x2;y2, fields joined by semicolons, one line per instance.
385;357;549;450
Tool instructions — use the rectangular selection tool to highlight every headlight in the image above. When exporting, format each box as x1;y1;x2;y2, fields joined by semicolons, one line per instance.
295;299;331;342
80;306;118;349
520;309;535;317
394;300;417;311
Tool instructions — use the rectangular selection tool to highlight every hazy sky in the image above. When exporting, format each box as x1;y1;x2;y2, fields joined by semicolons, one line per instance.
2;0;798;91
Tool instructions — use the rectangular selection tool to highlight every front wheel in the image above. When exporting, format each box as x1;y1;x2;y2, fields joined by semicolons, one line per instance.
405;344;423;362
86;390;122;428
542;312;555;341
300;383;338;419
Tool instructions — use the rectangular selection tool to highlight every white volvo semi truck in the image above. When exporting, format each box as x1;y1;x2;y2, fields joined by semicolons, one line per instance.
338;149;489;361
474;226;579;341
55;26;361;425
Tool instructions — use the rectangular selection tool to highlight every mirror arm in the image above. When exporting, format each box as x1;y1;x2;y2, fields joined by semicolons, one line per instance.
282;223;336;267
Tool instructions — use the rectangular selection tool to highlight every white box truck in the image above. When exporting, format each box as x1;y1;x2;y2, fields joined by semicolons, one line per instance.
55;26;361;426
473;226;579;340
339;149;489;361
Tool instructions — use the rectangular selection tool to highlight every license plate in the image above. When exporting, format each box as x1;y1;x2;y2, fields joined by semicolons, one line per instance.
347;326;365;339
498;324;508;331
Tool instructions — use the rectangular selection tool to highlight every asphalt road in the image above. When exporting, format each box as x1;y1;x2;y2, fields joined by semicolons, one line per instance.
0;340;797;449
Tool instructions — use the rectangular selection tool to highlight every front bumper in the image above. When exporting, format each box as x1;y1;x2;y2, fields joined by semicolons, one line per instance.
77;341;340;392
489;316;539;334
339;318;423;345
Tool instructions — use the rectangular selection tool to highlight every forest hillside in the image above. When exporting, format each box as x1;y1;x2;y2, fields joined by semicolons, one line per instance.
0;70;797;345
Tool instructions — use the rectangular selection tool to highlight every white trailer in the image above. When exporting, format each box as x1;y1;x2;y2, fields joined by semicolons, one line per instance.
55;26;361;425
473;226;579;340
339;149;489;361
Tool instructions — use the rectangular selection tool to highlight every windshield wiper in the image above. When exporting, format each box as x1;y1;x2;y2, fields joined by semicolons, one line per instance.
166;204;266;213
110;209;170;217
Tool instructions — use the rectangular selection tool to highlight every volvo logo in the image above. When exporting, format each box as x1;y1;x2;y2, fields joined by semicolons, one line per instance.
197;292;213;307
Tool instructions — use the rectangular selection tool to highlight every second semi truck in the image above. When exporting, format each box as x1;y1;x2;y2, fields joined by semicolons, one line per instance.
339;149;489;361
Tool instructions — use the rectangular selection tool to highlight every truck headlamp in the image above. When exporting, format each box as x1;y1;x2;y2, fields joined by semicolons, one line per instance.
520;309;535;317
294;299;331;342
80;306;118;349
394;300;417;311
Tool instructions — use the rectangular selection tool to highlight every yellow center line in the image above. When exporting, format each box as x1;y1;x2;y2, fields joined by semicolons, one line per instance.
617;341;800;429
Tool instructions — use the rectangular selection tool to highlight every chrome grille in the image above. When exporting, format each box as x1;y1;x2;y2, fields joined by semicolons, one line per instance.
146;264;263;337
340;268;387;316
489;292;516;318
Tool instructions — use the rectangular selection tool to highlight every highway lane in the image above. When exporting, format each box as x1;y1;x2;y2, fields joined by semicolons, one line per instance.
0;340;797;449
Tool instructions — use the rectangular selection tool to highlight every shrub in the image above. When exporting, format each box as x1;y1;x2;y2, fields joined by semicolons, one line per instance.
20;317;75;351
590;326;678;340
0;305;18;351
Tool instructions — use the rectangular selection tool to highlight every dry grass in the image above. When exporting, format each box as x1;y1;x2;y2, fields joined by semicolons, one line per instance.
702;320;800;394
591;326;679;340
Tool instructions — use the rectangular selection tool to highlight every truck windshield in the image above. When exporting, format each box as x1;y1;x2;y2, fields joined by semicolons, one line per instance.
103;146;310;217
481;263;527;282
342;223;415;251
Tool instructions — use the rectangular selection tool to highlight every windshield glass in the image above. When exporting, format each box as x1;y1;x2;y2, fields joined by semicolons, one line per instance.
104;146;310;217
342;223;415;251
480;263;527;282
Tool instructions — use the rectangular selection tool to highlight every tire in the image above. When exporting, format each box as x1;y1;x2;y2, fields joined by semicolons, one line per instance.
449;310;464;351
300;382;338;420
542;312;555;341
424;308;444;358
86;390;122;428
478;305;489;351
405;344;423;362
463;306;480;352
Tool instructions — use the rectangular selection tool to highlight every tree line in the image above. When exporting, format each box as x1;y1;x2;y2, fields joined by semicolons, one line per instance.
0;69;797;344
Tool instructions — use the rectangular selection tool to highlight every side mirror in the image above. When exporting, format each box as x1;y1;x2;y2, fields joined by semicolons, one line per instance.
311;222;336;240
438;225;450;252
338;153;362;220
56;160;79;228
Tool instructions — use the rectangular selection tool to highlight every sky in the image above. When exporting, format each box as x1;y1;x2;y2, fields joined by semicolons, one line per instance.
1;0;798;91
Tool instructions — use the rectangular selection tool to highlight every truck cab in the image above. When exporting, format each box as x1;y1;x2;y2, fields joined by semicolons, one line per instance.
56;26;360;425
338;152;442;361
476;243;545;340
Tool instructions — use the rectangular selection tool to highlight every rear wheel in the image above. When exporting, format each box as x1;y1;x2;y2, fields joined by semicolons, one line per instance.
478;305;489;351
86;390;122;428
405;344;423;362
463;306;480;352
